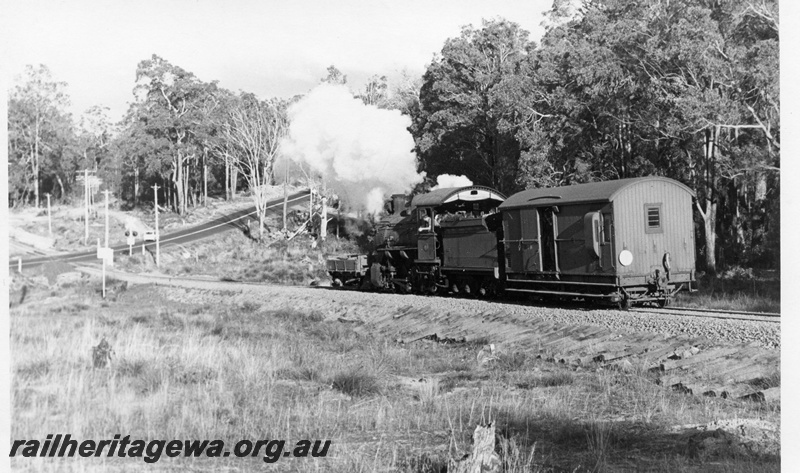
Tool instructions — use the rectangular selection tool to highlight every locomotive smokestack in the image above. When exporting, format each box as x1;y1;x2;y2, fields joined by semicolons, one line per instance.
391;194;407;216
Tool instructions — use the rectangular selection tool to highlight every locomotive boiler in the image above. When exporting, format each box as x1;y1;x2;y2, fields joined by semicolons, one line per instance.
326;177;697;308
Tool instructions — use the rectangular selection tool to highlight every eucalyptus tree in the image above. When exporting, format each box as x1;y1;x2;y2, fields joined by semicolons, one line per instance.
321;65;347;85
222;93;289;240
357;75;388;107
112;102;171;206
528;0;779;272
412;19;536;195
132;54;218;214
384;69;422;117
8;65;73;207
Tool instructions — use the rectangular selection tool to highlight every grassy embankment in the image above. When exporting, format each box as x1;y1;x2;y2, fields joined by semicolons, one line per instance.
9;276;780;472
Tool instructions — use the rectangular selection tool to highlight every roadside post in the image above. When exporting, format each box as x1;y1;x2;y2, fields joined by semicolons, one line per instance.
97;238;104;298
97;243;113;299
18;258;22;273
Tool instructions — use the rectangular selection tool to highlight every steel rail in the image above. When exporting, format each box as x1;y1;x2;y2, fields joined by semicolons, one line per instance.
629;307;780;323
665;306;779;318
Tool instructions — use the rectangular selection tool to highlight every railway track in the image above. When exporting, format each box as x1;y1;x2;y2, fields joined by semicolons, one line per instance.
630;306;780;323
73;266;780;325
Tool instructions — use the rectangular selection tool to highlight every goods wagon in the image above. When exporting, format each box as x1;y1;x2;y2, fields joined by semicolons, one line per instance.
488;176;696;308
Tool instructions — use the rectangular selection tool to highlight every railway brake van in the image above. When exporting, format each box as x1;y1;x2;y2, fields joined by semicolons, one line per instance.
490;177;696;308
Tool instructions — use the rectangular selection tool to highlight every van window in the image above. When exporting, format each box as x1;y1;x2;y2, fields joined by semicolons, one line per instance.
645;204;662;233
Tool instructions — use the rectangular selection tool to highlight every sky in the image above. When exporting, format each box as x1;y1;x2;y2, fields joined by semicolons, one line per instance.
2;0;553;123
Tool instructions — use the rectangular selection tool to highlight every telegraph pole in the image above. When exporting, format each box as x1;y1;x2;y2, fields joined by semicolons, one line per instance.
282;162;288;234
99;238;106;299
152;184;160;267
320;196;327;241
84;169;89;245
308;188;314;235
45;193;52;236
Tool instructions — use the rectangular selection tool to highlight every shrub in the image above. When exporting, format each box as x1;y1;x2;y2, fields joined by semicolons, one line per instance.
331;368;382;397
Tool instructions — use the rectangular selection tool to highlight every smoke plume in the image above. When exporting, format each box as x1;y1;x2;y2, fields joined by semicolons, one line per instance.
432;174;473;189
281;84;424;213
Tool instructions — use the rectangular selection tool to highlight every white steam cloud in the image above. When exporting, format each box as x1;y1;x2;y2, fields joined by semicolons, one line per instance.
281;84;425;213
432;174;473;189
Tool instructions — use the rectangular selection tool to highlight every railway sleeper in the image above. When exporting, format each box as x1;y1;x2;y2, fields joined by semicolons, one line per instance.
659;347;738;371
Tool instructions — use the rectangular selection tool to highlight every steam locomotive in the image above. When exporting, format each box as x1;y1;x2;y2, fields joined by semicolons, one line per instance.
326;177;697;308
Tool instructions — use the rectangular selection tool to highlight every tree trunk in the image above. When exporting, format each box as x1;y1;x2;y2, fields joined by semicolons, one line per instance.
231;165;238;199
56;174;66;200
225;153;230;200
283;167;288;232
259;209;265;242
183;161;190;212
732;181;745;255
697;126;719;275
174;158;183;214
699;199;717;274
134;167;140;207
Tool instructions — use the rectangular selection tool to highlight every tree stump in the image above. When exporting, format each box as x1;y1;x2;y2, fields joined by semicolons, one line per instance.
448;422;500;473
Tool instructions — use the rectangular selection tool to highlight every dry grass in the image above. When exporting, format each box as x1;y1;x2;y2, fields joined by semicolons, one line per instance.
10;278;780;472
675;269;780;313
116;230;358;287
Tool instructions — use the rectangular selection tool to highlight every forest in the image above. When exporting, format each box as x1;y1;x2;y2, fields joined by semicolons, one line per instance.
7;0;779;275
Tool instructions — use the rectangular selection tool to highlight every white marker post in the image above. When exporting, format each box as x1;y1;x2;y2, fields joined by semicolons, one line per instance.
18;258;22;273
97;244;113;299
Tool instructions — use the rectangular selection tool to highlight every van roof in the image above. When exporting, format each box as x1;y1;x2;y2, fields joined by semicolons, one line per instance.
499;177;694;210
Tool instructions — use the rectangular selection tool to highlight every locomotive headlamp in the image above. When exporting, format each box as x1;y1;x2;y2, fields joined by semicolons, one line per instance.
618;250;633;266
